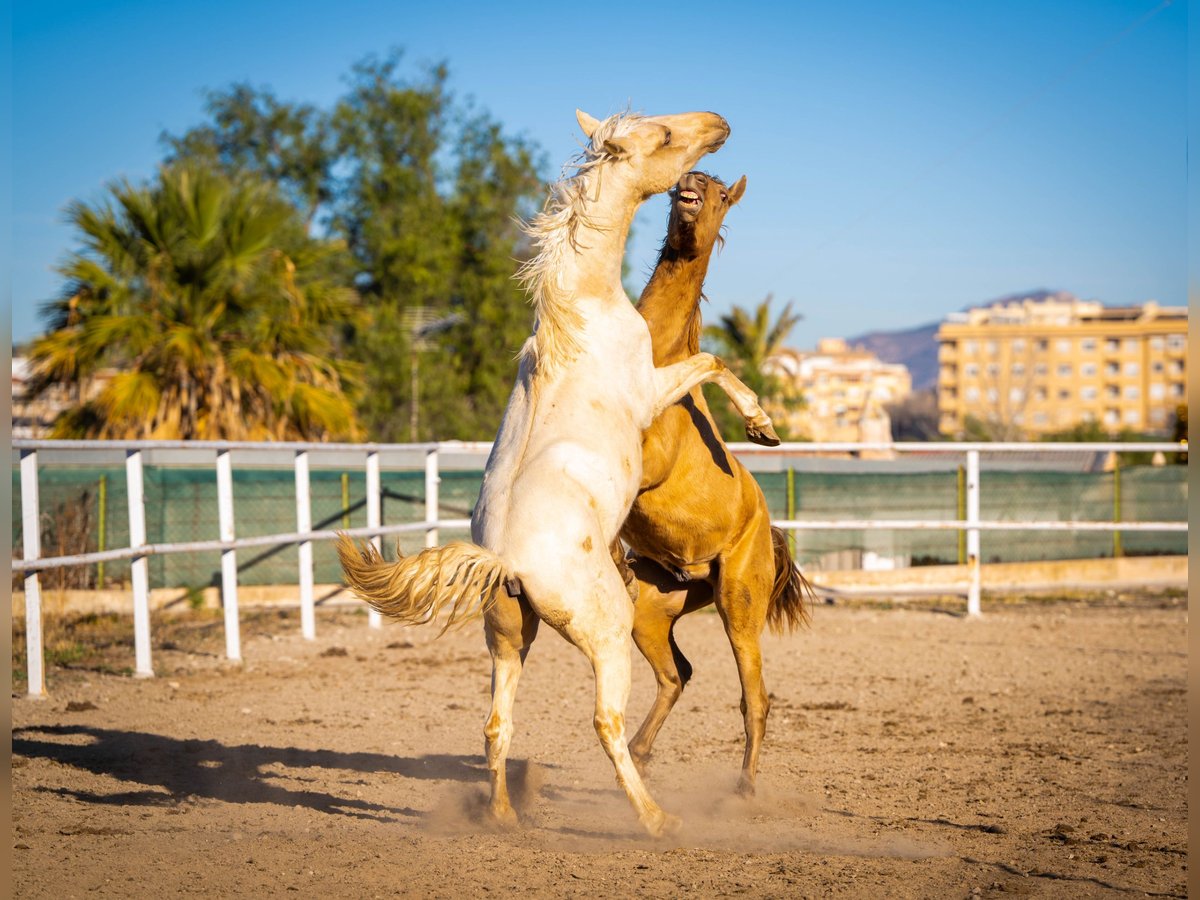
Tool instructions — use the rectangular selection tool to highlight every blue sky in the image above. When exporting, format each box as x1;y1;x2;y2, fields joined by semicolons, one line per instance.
8;0;1188;349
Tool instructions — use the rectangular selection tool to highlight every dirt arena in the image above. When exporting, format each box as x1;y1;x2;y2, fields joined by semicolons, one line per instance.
11;591;1187;898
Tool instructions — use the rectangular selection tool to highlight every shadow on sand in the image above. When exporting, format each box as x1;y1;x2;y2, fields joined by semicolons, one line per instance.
13;724;542;823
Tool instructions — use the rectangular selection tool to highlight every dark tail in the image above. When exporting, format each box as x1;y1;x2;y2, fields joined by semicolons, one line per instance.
335;534;510;635
766;526;814;635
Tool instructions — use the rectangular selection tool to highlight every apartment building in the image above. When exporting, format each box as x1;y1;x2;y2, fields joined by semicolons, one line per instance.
768;338;912;442
936;294;1187;437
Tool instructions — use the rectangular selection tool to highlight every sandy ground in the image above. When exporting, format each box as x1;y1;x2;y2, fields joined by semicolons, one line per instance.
11;592;1187;898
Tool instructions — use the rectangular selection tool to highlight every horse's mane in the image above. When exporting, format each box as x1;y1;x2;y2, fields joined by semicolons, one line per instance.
517;111;645;372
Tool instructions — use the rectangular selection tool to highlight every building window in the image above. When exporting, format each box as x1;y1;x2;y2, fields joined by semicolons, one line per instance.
1081;386;1098;400
1036;339;1049;352
986;363;999;377
986;388;998;403
1012;363;1025;377
1010;388;1024;403
965;363;979;377
1058;388;1071;400
1081;338;1096;352
1106;385;1120;400
1124;410;1140;425
1105;361;1120;377
1150;383;1164;399
966;387;980;402
1057;363;1072;377
1035;363;1048;376
1105;338;1120;353
1150;336;1165;351
1124;362;1139;377
1124;338;1138;352
1035;387;1048;401
1171;382;1185;397
986;340;998;356
1168;334;1185;351
1104;409;1120;426
1152;361;1164;373
1124;386;1139;399
1012;338;1026;353
1057;339;1072;353
964;340;978;354
1033;412;1048;425
1150;409;1166;424
1081;363;1096;377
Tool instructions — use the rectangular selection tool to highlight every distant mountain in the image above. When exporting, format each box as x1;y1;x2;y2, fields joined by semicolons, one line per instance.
847;321;941;390
847;289;1079;391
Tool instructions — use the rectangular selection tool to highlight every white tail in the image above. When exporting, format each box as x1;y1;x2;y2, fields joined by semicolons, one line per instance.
335;535;511;635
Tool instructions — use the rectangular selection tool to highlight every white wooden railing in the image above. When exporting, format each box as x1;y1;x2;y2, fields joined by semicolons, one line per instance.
12;439;1187;696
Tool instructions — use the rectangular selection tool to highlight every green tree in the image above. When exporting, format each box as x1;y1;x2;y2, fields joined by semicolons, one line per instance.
29;163;362;440
701;294;805;440
164;51;546;441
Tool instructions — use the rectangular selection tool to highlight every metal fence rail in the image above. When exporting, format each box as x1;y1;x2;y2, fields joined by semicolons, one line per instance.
12;439;1187;696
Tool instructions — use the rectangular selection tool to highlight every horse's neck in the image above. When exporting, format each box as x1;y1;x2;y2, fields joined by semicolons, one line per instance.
636;249;713;366
530;182;641;372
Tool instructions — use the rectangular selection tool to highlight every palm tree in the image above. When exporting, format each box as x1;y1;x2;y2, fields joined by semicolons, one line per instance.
703;294;803;385
28;163;363;440
701;295;805;441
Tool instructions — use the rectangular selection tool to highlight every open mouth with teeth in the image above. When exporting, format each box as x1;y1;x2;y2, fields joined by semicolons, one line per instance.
677;189;702;209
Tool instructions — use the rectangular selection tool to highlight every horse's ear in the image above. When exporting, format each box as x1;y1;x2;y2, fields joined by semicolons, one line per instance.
728;175;748;206
576;109;601;138
602;138;630;160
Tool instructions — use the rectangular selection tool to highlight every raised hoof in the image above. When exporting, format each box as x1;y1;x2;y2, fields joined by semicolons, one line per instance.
642;809;683;839
745;419;781;447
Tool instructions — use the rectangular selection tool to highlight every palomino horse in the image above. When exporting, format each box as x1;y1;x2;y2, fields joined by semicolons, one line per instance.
622;170;812;797
338;109;778;837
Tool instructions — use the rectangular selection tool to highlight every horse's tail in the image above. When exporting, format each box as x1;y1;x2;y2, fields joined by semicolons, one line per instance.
765;526;814;635
335;535;511;635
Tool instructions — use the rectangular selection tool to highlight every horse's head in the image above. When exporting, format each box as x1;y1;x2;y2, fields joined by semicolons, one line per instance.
576;109;730;198
666;171;747;258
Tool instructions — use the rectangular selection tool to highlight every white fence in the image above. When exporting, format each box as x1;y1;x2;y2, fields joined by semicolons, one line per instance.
12;438;1187;696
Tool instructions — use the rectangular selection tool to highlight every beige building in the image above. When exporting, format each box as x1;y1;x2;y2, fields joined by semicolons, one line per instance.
768;338;912;442
936;294;1187;437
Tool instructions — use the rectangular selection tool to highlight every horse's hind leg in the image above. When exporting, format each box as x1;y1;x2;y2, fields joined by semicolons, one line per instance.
716;522;775;797
482;592;539;825
550;563;680;838
628;557;712;773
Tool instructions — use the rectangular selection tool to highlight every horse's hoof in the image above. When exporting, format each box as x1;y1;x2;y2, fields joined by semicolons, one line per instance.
486;804;520;829
643;809;682;838
746;419;780;447
734;777;756;798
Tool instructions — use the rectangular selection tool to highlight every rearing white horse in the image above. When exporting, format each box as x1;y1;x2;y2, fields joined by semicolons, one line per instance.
338;108;777;837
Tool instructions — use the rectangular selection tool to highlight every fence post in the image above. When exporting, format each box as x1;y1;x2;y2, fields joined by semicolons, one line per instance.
956;464;966;565
425;446;439;548
125;449;153;677
341;472;350;530
1112;453;1123;559
366;451;382;629
965;449;981;617
295;450;315;640
20;449;45;697
785;467;796;555
216;449;241;661
97;473;107;588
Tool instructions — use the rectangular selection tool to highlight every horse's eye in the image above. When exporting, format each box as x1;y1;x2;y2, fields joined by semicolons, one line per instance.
663;129;672;146
720;192;728;203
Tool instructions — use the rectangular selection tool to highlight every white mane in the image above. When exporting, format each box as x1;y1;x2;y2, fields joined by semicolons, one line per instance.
517;111;645;372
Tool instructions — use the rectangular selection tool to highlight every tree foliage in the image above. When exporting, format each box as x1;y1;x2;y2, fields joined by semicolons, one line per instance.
30;164;362;439
701;294;805;441
163;51;546;441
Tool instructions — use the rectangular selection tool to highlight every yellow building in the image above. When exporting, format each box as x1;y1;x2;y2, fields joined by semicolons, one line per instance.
768;338;912;442
936;294;1187;437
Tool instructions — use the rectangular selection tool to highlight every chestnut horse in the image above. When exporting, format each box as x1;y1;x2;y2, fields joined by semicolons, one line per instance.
338;110;779;837
621;171;812;797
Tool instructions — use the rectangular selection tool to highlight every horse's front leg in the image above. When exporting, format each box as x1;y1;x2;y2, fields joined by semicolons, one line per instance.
651;353;780;446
